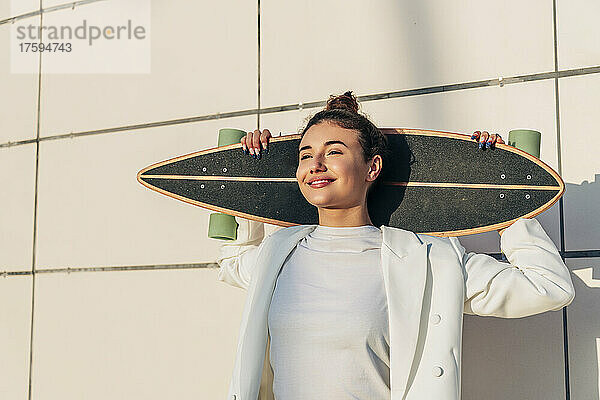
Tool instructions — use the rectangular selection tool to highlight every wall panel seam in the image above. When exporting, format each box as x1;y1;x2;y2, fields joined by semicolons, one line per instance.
2;66;600;149
3;251;600;276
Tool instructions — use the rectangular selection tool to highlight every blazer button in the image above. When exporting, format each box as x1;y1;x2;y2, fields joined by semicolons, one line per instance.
433;366;444;377
430;313;441;325
232;395;236;400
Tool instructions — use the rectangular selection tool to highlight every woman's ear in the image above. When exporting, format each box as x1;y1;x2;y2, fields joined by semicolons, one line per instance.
367;155;383;182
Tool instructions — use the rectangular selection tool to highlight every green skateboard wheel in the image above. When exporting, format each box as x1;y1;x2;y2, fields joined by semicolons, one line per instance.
508;129;541;158
208;128;247;240
218;128;247;147
208;212;239;241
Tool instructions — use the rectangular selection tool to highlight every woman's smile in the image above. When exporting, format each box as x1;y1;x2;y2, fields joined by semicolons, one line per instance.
307;177;337;188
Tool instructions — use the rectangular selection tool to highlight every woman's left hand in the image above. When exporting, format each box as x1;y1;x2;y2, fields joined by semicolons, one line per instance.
470;130;505;149
471;130;508;236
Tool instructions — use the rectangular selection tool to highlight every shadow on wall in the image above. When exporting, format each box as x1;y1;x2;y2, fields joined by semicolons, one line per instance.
565;173;600;251
565;174;600;400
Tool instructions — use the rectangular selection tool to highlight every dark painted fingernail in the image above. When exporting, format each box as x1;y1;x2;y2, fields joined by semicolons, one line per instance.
257;151;261;160
264;147;268;154
486;141;491;148
252;153;256;159
243;148;248;155
471;135;476;140
479;142;484;149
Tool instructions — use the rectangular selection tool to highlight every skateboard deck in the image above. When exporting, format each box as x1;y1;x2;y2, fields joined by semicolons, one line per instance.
137;128;564;236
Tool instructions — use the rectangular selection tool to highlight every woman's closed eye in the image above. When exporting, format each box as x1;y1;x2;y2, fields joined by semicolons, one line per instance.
300;150;342;160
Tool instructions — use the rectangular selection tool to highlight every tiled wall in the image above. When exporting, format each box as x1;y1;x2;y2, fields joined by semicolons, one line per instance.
1;1;598;399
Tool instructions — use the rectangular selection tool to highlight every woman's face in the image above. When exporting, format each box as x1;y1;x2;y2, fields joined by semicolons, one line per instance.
296;121;380;210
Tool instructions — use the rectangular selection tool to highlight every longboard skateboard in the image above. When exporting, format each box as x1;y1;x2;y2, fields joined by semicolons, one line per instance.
137;128;564;236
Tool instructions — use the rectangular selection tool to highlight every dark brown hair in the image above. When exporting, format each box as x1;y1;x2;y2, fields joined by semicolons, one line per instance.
300;90;390;195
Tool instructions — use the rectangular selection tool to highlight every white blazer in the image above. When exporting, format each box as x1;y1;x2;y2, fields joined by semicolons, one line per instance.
216;217;575;400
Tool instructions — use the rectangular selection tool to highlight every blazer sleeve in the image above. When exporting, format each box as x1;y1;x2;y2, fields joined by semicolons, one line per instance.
449;217;575;318
216;216;266;290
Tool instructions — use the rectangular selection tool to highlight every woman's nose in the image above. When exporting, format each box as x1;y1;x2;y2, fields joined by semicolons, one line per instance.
309;156;326;173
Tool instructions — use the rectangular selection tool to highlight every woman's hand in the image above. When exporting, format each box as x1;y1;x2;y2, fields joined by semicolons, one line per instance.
470;130;505;149
241;129;272;159
471;130;508;236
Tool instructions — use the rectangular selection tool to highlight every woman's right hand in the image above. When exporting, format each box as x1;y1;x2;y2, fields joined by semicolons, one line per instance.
241;129;272;159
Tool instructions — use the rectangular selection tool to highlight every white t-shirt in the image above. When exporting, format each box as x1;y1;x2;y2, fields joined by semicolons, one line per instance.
268;224;390;399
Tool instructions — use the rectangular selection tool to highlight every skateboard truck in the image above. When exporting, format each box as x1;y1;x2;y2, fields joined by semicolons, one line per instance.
508;129;542;204
207;128;247;240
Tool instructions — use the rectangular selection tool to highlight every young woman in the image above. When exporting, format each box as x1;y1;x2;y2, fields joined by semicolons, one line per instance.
217;91;575;400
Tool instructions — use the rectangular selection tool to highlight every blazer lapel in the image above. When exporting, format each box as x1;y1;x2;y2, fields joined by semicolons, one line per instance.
380;225;430;400
239;224;318;400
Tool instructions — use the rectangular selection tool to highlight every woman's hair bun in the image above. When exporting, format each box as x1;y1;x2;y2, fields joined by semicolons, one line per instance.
325;90;359;114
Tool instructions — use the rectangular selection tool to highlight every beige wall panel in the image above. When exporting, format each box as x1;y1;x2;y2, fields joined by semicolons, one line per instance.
0;275;32;400
0;21;39;143
0;144;36;272
35;116;256;269
462;310;567;400
32;268;246;399
39;0;256;136
556;0;600;69
41;0;79;8
1;0;38;20
260;109;315;136
559;74;600;251
261;0;554;107
567;257;600;400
